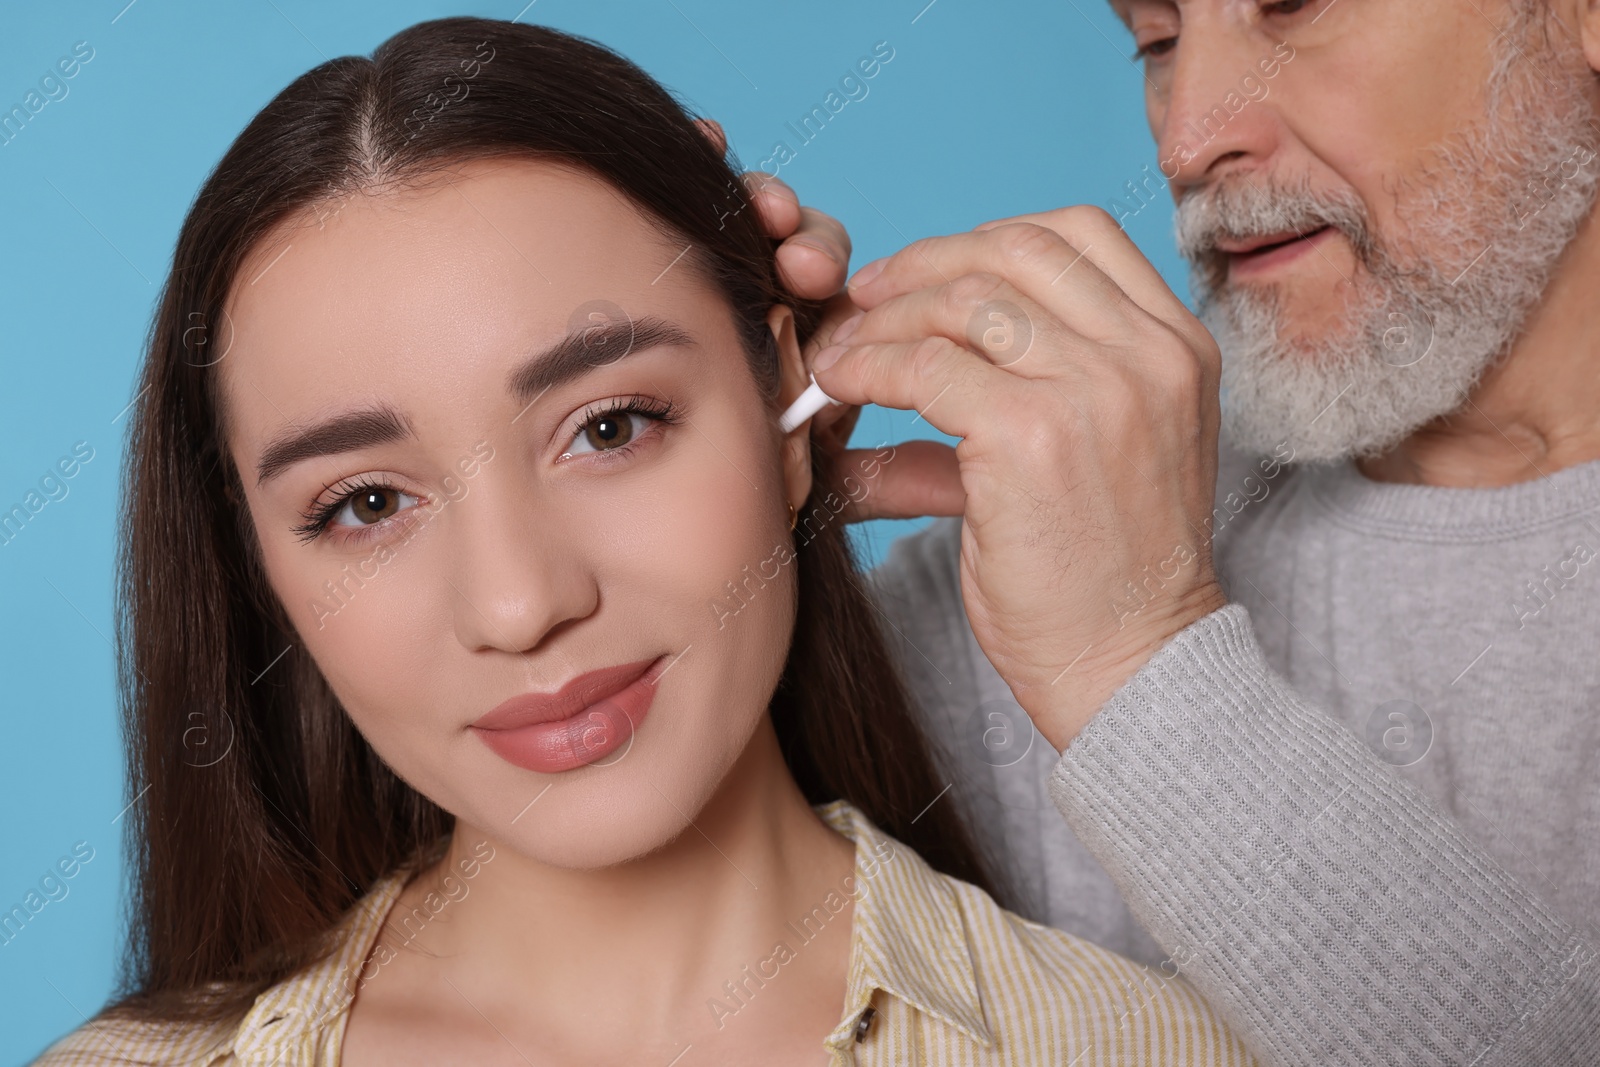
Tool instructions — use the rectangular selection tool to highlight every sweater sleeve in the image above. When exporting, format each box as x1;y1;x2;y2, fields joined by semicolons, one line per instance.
1049;603;1600;1067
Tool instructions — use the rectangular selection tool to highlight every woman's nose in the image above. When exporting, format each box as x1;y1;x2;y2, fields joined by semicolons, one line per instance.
444;471;599;656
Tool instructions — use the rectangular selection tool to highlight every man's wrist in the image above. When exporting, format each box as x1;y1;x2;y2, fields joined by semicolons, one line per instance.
1026;583;1230;750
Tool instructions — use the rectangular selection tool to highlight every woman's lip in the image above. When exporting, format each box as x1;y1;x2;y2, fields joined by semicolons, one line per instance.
473;656;663;731
1225;225;1335;279
470;654;668;774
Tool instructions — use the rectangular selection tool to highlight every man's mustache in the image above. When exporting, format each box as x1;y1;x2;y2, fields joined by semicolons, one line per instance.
1174;178;1371;270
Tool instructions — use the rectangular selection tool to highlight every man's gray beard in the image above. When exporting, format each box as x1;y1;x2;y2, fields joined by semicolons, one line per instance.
1176;17;1600;464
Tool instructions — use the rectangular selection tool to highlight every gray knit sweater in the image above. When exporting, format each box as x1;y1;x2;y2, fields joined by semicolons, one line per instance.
866;441;1600;1066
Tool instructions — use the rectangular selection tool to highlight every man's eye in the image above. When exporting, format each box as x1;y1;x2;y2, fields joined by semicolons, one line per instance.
1261;0;1311;14
1132;36;1177;61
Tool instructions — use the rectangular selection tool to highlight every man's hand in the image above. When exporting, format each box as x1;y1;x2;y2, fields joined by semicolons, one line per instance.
809;207;1228;749
733;150;1229;744
728;164;875;462
737;165;971;520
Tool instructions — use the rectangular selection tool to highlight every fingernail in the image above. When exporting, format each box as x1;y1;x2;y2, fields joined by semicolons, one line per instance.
813;344;845;373
832;312;864;344
849;257;887;289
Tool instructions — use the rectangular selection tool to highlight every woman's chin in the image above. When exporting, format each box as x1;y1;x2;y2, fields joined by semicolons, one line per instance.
493;786;716;870
416;664;782;870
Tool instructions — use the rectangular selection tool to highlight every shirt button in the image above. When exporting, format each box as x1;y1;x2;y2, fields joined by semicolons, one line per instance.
854;1006;877;1043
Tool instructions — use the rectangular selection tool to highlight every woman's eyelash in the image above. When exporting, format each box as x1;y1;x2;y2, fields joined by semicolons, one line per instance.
293;475;407;545
567;395;680;442
291;396;682;545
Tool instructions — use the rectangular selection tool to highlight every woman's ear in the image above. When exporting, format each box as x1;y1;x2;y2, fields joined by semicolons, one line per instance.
766;304;813;521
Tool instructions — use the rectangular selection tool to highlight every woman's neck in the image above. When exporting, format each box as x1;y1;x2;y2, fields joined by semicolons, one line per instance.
345;718;856;1064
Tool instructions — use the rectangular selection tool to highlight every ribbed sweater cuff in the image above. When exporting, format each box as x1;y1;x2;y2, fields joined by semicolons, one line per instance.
1048;604;1600;1067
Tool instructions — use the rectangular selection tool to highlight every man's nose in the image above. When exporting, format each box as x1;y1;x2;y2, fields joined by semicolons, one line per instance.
1152;17;1286;191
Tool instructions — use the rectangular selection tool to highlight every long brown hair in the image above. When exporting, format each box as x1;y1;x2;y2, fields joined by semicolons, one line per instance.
112;16;1000;1025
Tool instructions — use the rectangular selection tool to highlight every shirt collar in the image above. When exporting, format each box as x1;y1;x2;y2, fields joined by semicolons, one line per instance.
230;871;409;1067
227;801;995;1061
815;799;995;1050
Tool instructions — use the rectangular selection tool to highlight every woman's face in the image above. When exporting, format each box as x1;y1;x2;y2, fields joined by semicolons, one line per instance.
218;158;812;868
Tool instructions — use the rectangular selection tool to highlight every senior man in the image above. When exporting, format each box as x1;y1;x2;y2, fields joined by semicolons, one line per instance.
726;0;1600;1063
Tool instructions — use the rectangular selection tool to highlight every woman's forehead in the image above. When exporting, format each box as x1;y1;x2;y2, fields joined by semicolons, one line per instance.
229;159;694;322
215;159;728;436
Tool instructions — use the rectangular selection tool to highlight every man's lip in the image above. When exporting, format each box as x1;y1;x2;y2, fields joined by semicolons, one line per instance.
1215;225;1332;256
472;656;665;731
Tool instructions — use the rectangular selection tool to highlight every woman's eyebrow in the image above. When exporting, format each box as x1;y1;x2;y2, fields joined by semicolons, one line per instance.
254;315;696;487
507;314;696;403
256;406;413;487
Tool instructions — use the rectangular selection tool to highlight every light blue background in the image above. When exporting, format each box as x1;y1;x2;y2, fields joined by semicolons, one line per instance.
0;2;1188;1061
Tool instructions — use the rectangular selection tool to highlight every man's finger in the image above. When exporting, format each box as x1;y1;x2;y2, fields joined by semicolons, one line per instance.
741;171;851;299
774;206;852;300
848;226;1146;347
812;335;1014;443
835;440;963;522
832;274;1085;379
803;291;865;354
695;118;729;154
794;205;852;265
745;172;800;238
973;205;1209;353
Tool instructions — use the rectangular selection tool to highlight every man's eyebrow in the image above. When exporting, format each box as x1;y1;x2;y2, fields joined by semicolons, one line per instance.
1106;0;1150;29
256;406;414;487
508;315;696;403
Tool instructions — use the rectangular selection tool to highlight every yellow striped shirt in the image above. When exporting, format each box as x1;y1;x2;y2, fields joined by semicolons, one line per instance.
35;800;1258;1066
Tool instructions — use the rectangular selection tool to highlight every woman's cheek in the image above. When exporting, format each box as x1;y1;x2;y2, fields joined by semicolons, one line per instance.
270;533;445;757
605;420;780;620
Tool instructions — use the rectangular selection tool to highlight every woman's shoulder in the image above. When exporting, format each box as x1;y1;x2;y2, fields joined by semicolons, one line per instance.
32;872;411;1067
818;801;1259;1065
942;873;1260;1064
31;1014;241;1067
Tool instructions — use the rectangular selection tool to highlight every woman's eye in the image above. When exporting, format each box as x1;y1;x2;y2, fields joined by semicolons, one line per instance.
563;410;651;457
1262;0;1311;14
555;397;679;462
331;486;420;528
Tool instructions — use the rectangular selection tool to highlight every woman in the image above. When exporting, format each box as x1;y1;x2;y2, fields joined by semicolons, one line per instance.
37;17;1256;1066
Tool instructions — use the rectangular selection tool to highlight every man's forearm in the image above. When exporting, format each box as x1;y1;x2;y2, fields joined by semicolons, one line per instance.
1050;604;1600;1066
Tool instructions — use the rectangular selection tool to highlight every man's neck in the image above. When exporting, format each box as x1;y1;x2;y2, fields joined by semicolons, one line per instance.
1357;208;1600;488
